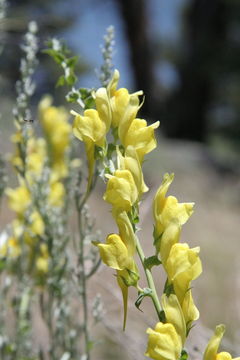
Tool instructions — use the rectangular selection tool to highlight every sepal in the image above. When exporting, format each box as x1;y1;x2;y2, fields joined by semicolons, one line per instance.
135;287;152;312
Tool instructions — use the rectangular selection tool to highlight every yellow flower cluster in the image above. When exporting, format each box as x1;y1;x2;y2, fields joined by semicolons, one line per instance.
72;70;159;328
11;129;46;182
39;96;71;179
72;69;239;360
72;70;159;188
2;98;71;277
145;173;202;359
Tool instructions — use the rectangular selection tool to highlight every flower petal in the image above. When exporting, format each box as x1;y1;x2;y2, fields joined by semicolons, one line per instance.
161;293;186;345
145;322;182;360
96;234;129;270
104;170;138;211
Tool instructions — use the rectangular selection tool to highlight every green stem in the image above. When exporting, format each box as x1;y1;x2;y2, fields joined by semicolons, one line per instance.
75;166;98;359
135;235;162;320
77;204;90;360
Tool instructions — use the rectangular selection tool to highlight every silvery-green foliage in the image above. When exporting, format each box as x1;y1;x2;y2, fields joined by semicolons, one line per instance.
13;21;38;123
92;294;105;324
97;25;115;87
0;153;7;199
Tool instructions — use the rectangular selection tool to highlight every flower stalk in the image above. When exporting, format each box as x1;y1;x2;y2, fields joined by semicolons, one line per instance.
135;234;162;320
76;199;91;360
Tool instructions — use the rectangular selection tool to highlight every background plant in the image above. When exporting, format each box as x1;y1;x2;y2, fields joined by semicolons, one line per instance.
0;21;106;360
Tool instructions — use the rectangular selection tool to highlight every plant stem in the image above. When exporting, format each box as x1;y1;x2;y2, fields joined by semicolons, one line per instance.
135;235;162;320
77;205;90;360
75;167;98;359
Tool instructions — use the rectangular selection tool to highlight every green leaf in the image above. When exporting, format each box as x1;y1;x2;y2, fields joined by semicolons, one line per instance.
84;96;95;109
112;126;119;142
79;88;91;97
163;280;174;297
66;91;80;103
4;342;16;354
180;349;188;360
135;287;152;311
78;88;95;109
159;310;166;323
94;145;104;159
56;75;66;87
144;255;161;270
129;205;139;227
66;55;79;68
87;340;95;351
107;143;116;159
66;73;77;86
0;259;6;271
54;52;66;63
132;214;139;224
42;49;65;64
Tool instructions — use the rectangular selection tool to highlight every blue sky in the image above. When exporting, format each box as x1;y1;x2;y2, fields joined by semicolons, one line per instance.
57;0;189;89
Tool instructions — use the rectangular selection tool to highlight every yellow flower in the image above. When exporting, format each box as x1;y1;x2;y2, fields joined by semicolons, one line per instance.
165;243;202;304
94;87;112;130
96;233;139;330
110;88;130;128
161;294;186;345
26;138;46;176
39;96;69;133
12;219;24;238
4;237;21;258
6;185;31;215
36;257;48;273
118;95;143;147
117;146;148;196
159;220;181;266
48;181;65;207
104;169;138;211
10;123;32;160
11;154;23;170
72;108;107;188
96;233;131;270
24;232;38;247
204;325;240;360
181;289;200;328
145;322;182;360
113;210;136;257
107;69;143;129
36;243;49;273
39;96;71;178
204;325;225;360
153;173;194;239
72;108;106;145
11;129;23;144
217;353;240;360
96;233;138;276
29;211;45;236
107;69;120;97
122;118;160;162
11;133;47;183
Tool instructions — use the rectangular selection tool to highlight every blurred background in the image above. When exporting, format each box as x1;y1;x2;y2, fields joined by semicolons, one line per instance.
0;0;240;358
